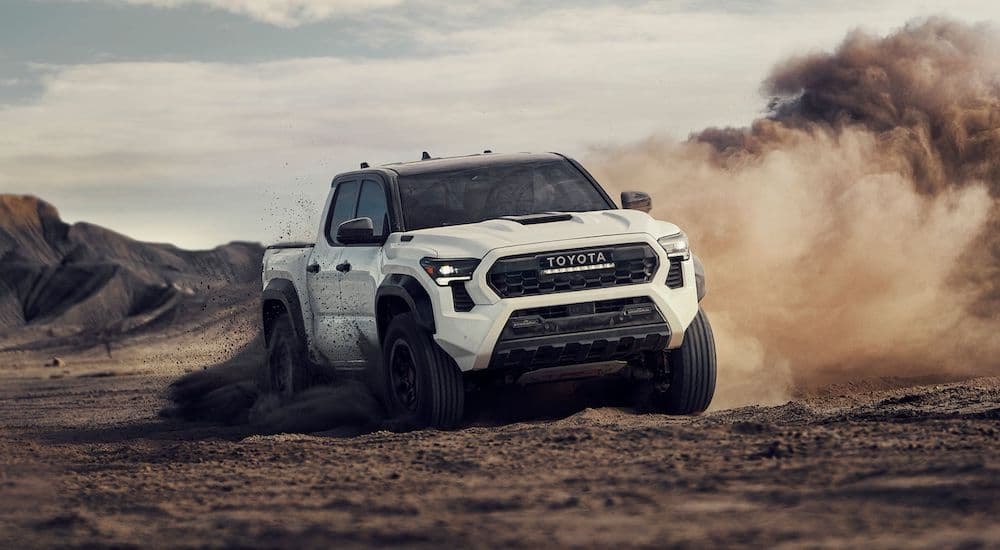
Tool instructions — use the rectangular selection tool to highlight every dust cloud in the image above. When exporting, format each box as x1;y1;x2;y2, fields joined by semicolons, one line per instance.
590;18;1000;408
167;19;1000;421
162;355;388;436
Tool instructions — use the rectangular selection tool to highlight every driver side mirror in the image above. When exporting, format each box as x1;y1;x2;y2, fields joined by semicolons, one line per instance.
621;191;652;213
337;217;378;245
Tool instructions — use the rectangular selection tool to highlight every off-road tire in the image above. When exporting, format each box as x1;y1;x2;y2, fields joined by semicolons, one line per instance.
263;312;310;398
663;308;717;414
383;313;465;429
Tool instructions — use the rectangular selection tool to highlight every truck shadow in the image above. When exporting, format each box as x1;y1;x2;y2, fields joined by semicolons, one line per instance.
465;377;632;426
35;366;631;448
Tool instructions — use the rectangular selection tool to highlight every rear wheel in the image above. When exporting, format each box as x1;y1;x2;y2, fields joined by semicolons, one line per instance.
383;313;465;429
263;313;310;398
639;308;717;414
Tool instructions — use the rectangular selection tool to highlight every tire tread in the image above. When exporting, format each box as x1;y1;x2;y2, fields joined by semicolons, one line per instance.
665;309;717;414
384;313;464;429
262;313;310;396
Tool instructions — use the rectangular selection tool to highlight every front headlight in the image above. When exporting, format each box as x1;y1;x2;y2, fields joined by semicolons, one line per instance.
657;232;690;260
420;257;481;286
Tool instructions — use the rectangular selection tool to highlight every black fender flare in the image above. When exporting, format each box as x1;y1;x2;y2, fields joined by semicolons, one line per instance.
692;254;707;302
376;274;436;340
262;278;309;347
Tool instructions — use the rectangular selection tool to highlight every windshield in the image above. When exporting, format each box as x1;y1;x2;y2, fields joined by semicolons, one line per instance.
397;160;613;230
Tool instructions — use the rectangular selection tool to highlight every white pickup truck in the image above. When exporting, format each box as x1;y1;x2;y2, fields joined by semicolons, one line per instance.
262;152;715;428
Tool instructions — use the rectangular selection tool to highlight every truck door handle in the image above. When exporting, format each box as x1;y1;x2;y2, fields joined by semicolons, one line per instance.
306;263;320;274
336;261;351;273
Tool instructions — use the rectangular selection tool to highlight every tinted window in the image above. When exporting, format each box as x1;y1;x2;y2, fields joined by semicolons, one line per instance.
356;179;389;238
396;160;612;230
327;180;359;243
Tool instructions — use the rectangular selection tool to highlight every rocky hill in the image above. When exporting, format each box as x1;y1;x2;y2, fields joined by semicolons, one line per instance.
0;194;263;351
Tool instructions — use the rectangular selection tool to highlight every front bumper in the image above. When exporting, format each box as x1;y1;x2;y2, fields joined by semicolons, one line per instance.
493;325;670;370
427;233;700;372
491;296;669;370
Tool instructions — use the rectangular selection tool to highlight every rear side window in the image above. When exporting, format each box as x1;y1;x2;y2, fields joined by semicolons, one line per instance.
356;179;389;239
327;180;360;243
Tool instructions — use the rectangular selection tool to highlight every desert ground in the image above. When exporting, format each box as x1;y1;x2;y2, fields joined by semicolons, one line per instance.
1;343;997;548
5;17;1000;548
1;173;999;548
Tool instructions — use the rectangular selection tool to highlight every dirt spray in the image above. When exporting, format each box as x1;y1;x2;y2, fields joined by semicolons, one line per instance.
590;18;1000;408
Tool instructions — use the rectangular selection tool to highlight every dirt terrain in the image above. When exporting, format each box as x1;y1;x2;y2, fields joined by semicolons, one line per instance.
1;352;997;548
2;20;1000;548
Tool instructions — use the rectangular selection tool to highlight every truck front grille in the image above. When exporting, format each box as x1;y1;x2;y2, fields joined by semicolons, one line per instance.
507;296;656;323
487;243;658;298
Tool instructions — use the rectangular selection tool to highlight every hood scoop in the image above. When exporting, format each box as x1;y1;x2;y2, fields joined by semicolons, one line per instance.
499;213;573;225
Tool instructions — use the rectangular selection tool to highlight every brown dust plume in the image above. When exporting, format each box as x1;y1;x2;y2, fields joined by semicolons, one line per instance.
590;18;1000;408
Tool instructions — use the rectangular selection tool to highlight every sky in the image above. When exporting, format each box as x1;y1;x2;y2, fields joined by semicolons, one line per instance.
2;0;999;249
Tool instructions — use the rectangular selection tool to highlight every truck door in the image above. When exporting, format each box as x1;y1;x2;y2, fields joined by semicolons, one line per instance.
306;178;359;367
333;177;390;371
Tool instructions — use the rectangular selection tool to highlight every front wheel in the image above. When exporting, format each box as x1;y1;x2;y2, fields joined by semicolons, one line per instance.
383;313;465;429
640;308;717;414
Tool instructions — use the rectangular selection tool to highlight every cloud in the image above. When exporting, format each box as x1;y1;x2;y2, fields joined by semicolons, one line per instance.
102;0;402;27
0;5;807;190
6;2;1000;247
66;0;1000;29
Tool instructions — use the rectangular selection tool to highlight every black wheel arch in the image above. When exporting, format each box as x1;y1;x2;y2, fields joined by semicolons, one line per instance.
692;254;706;302
376;274;436;342
262;278;309;347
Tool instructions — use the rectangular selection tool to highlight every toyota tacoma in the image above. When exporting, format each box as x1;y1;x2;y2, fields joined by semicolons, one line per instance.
262;152;716;428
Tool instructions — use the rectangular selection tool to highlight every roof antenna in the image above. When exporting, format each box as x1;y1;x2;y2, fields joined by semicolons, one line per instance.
360;162;369;169
421;151;431;160
483;149;492;154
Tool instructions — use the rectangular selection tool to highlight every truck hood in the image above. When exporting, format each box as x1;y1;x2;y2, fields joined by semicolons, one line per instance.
391;209;680;259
